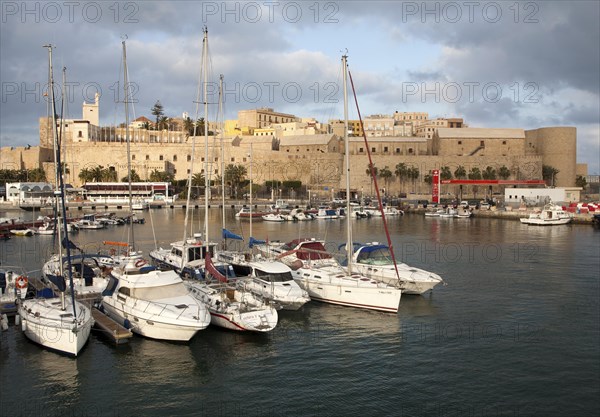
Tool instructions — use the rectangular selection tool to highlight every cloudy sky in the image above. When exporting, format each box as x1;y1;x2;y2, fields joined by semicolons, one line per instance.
1;1;598;173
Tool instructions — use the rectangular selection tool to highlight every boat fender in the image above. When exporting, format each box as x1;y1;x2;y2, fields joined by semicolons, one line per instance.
124;318;131;329
15;276;28;289
134;259;147;268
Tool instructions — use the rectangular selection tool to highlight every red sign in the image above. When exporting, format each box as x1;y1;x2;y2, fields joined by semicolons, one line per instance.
432;169;440;203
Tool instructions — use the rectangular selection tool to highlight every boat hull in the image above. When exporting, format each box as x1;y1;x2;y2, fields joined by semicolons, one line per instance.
18;298;93;356
293;273;401;313
101;300;206;341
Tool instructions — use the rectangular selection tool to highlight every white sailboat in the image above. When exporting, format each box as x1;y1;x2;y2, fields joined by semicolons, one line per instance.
100;39;210;341
19;45;94;356
164;29;277;332
351;243;445;294
290;55;402;313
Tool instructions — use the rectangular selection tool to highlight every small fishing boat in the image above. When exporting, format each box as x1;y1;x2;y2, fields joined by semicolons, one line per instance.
520;203;573;225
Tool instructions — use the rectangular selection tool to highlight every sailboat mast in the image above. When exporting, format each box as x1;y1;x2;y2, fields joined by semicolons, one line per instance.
46;44;77;317
249;143;253;240
45;44;64;308
123;40;135;251
342;54;352;273
219;74;226;233
60;67;68;180
203;27;210;245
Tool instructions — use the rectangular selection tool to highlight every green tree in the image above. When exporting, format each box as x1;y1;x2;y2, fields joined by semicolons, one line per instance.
423;172;433;185
121;169;141;182
407;166;420;193
28;168;46;182
78;167;93;184
149;170;175;183
394;162;408;192
440;166;452;181
454;165;467;179
468;167;482;180
482;166;497;180
101;168;118;182
498;165;511;180
151;100;164;128
192;172;206;187
365;163;378;195
575;175;587;189
542;165;559;186
379;166;393;193
224;163;248;197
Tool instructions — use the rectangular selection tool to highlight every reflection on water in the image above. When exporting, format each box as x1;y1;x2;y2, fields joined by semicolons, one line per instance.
1;208;598;416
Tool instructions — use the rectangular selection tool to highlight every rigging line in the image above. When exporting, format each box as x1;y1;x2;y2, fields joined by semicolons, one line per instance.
347;68;401;285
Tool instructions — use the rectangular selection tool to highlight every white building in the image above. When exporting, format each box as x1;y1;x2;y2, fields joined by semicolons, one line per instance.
504;187;582;205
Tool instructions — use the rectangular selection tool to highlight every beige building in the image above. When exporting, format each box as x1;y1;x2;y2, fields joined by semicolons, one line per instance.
0;100;580;198
237;108;297;132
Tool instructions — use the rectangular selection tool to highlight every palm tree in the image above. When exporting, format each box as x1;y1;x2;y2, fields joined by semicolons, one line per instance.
365;163;378;195
482;166;497;180
423;172;433;185
121;169;141;182
101;167;118;182
440;166;452;181
468;167;482;199
394;162;408;193
407;166;420;193
454;165;467;179
379;166;392;195
91;165;104;182
542;165;560;186
225;163;248;198
498;165;511;180
149;170;175;183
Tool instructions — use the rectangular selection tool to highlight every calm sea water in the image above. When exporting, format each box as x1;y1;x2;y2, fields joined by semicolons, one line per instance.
1;208;599;416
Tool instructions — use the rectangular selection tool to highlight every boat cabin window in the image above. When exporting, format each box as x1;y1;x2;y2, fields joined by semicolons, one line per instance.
132;283;189;300
357;247;392;265
118;286;131;296
171;248;183;258
255;269;293;282
187;245;213;262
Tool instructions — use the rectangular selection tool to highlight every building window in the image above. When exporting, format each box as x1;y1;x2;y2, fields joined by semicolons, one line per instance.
132;155;136;160
146;155;149;161
173;169;177;174
231;157;235;162
173;155;177;161
359;147;364;153
243;157;247;162
187;169;190;174
395;148;400;153
159;155;164;161
372;147;376;153
480;141;485;147
78;131;83;138
187;155;191;161
502;141;507;145
201;157;204;162
408;148;413;154
384;147;388;152
214;157;218;162
458;141;462;145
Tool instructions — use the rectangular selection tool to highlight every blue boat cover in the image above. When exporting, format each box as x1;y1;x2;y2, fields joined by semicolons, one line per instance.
222;228;243;240
248;236;266;248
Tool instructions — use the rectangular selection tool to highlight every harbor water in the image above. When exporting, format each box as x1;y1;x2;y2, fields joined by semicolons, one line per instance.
1;208;599;416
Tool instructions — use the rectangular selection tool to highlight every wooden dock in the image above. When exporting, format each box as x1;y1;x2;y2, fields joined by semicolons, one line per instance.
91;307;133;344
